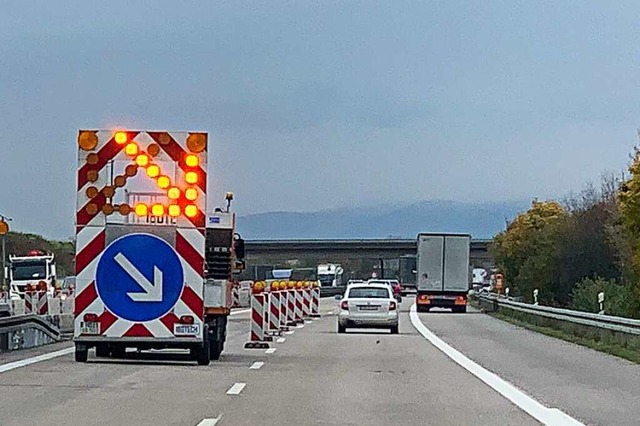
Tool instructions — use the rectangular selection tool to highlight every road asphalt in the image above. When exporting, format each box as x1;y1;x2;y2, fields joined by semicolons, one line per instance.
0;296;635;425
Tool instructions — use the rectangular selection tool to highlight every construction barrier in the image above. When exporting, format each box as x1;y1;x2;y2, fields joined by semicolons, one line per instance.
310;285;321;317
302;284;311;318
244;283;272;349
268;289;281;335
243;280;327;347
278;289;289;332
294;284;304;324
22;290;49;315
286;288;296;327
24;292;38;315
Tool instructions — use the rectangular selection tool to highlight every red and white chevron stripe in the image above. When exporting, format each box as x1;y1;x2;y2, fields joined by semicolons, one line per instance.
268;291;280;334
295;288;304;323
310;287;320;317
74;130;206;340
287;290;296;326
250;294;267;342
302;287;311;317
278;291;288;329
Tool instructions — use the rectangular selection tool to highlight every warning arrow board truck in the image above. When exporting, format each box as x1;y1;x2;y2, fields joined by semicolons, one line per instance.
73;130;212;365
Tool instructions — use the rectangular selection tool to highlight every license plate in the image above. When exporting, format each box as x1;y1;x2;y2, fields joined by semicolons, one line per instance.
358;306;379;311
174;324;200;336
80;321;100;335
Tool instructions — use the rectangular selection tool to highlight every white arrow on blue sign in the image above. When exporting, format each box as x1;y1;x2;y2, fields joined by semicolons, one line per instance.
96;233;184;322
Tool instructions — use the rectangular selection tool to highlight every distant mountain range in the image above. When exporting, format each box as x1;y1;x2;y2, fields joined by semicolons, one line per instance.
236;200;530;240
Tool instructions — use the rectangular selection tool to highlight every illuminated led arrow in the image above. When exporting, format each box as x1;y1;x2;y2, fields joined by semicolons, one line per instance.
114;252;163;302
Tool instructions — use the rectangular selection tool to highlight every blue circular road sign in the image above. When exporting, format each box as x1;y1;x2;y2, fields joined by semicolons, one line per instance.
96;233;184;322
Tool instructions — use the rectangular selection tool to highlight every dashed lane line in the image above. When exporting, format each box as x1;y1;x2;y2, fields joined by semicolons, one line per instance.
226;383;246;395
249;361;264;370
196;414;222;426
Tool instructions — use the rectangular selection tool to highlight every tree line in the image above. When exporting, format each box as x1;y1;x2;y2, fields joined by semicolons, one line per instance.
492;146;640;318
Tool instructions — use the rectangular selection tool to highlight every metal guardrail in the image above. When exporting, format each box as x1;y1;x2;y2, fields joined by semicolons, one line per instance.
476;294;640;336
0;313;73;353
0;314;62;339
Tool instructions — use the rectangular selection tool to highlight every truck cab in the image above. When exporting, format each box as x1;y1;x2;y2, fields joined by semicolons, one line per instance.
203;211;246;360
317;263;344;287
7;251;57;299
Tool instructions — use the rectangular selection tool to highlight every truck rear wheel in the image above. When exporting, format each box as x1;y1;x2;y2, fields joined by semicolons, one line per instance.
196;342;210;366
75;344;88;363
453;306;467;313
209;339;223;361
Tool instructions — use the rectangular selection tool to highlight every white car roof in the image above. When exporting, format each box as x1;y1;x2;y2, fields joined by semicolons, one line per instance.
347;284;392;292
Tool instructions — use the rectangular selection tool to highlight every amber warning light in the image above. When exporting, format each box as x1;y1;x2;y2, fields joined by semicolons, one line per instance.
77;130;207;223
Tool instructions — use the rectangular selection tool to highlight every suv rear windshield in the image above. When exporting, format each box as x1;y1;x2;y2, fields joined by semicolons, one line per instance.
348;287;390;299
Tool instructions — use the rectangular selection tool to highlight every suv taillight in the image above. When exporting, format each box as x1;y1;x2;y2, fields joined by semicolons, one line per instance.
340;301;349;310
389;301;397;311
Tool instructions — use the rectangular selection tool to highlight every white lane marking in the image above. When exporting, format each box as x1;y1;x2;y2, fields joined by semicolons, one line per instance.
276;337;286;343
196;414;222;426
409;304;583;426
249;361;264;370
230;308;251;316
284;330;295;335
265;348;277;354
0;347;74;374
226;382;246;395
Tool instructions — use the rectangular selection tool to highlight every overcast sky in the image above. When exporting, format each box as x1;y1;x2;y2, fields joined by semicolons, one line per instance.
1;1;639;239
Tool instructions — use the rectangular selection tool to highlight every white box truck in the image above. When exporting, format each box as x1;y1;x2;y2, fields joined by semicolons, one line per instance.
416;233;471;313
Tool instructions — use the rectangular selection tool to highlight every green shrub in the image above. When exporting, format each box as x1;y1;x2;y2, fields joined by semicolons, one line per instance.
571;277;639;318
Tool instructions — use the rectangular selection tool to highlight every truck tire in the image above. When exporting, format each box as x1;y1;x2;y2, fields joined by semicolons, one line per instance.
209;339;223;361
453;306;467;313
337;324;346;334
390;325;399;335
75;345;88;363
196;342;210;366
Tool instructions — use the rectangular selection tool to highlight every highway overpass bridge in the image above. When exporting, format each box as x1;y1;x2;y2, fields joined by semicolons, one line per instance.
244;238;494;269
